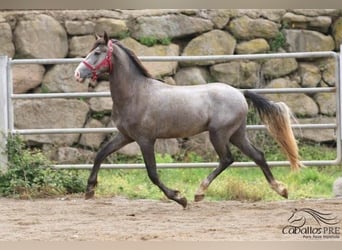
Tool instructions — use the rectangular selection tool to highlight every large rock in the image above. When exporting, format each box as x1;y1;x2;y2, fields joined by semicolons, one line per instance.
181;132;216;159
65;20;95;35
14;98;89;145
235;39;270;54
14;14;68;59
228;9;286;23
290;9;340;17
298;117;336;142
174;67;210;85
201;9;230;29
313;92;336;116
95;18;128;37
79;118;107;150
332;17;342;51
283;29;335;52
320;58;336;86
282;12;331;33
89;81;112;112
262;58;298;79
0;22;15;57
155;139;180;156
121;37;179;78
118;142;141;156
118;139;179;156
41;64;89;93
181;30;236;66
55;147;95;164
68;35;96;57
298;63;321;88
163;76;176;86
266;78;319;117
227;15;279;40
129;14;213;40
210;61;261;88
12;64;45;94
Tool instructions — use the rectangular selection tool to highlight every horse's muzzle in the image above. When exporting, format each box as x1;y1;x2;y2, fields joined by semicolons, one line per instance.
74;70;85;83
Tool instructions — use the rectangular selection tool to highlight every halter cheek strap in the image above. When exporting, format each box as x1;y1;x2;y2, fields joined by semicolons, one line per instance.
82;39;114;81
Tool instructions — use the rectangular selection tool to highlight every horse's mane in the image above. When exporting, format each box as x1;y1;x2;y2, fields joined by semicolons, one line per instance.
89;38;106;52
113;40;152;78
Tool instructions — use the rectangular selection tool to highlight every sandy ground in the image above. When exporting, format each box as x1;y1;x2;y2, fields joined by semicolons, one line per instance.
0;196;341;241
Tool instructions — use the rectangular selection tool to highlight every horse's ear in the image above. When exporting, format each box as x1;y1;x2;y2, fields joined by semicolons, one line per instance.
103;31;109;44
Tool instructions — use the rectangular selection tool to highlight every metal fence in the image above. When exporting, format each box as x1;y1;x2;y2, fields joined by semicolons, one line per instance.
0;49;341;170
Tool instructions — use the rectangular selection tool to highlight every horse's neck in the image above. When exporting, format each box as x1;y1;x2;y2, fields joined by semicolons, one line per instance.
110;46;152;105
110;63;148;104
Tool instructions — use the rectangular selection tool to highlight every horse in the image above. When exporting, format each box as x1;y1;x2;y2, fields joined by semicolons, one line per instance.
74;32;302;208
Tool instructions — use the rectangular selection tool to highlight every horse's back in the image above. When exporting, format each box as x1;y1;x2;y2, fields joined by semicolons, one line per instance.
165;81;248;126
191;82;248;113
205;83;248;128
153;81;248;116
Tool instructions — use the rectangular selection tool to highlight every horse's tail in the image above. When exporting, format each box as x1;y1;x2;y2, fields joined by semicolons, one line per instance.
244;90;303;171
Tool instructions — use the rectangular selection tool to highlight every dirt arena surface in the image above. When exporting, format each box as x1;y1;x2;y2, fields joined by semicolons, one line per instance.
0;196;341;241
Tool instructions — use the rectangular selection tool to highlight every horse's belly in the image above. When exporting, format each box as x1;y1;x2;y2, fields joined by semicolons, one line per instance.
157;125;207;139
154;106;209;138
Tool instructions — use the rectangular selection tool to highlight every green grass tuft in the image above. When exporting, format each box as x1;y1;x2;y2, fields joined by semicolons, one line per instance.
93;164;341;202
138;36;172;47
0;134;86;199
2;134;341;202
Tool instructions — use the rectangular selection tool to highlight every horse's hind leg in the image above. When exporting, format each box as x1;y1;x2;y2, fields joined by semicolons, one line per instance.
230;127;288;198
138;139;187;208
194;129;234;202
85;132;133;199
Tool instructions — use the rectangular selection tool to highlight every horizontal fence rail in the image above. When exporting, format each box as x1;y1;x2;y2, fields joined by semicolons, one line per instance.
10;124;337;135
10;51;339;64
11;87;336;100
5;50;342;169
52;159;340;170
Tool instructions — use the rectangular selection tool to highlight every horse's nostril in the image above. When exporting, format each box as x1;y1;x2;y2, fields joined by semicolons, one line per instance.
75;71;81;79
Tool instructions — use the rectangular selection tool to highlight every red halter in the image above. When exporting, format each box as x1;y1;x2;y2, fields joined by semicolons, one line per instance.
82;39;113;81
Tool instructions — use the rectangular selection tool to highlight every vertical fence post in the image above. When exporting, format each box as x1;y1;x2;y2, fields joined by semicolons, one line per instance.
0;56;9;172
340;45;342;162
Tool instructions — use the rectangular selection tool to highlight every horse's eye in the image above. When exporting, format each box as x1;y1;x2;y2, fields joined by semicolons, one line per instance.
94;50;101;55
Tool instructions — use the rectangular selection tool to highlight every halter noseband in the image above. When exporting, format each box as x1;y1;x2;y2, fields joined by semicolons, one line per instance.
82;39;114;81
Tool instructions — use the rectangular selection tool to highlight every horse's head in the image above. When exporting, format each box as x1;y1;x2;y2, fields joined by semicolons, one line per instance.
74;31;113;82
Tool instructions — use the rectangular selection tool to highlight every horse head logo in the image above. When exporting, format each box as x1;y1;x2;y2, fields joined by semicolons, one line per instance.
288;208;340;227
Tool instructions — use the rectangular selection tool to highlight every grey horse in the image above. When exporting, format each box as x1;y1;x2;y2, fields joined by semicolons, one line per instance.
74;32;302;208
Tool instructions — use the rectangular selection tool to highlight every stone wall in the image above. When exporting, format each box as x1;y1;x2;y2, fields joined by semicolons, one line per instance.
1;9;342;163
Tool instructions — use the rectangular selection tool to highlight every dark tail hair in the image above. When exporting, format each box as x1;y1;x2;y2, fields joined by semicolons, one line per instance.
244;90;302;171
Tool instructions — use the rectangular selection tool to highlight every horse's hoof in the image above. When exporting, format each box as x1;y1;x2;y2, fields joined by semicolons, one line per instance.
194;194;205;202
271;181;288;199
172;190;188;208
85;190;95;200
177;197;188;209
281;188;289;199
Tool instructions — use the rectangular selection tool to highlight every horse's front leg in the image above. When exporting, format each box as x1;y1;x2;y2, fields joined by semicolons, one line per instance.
138;139;188;208
86;132;133;199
